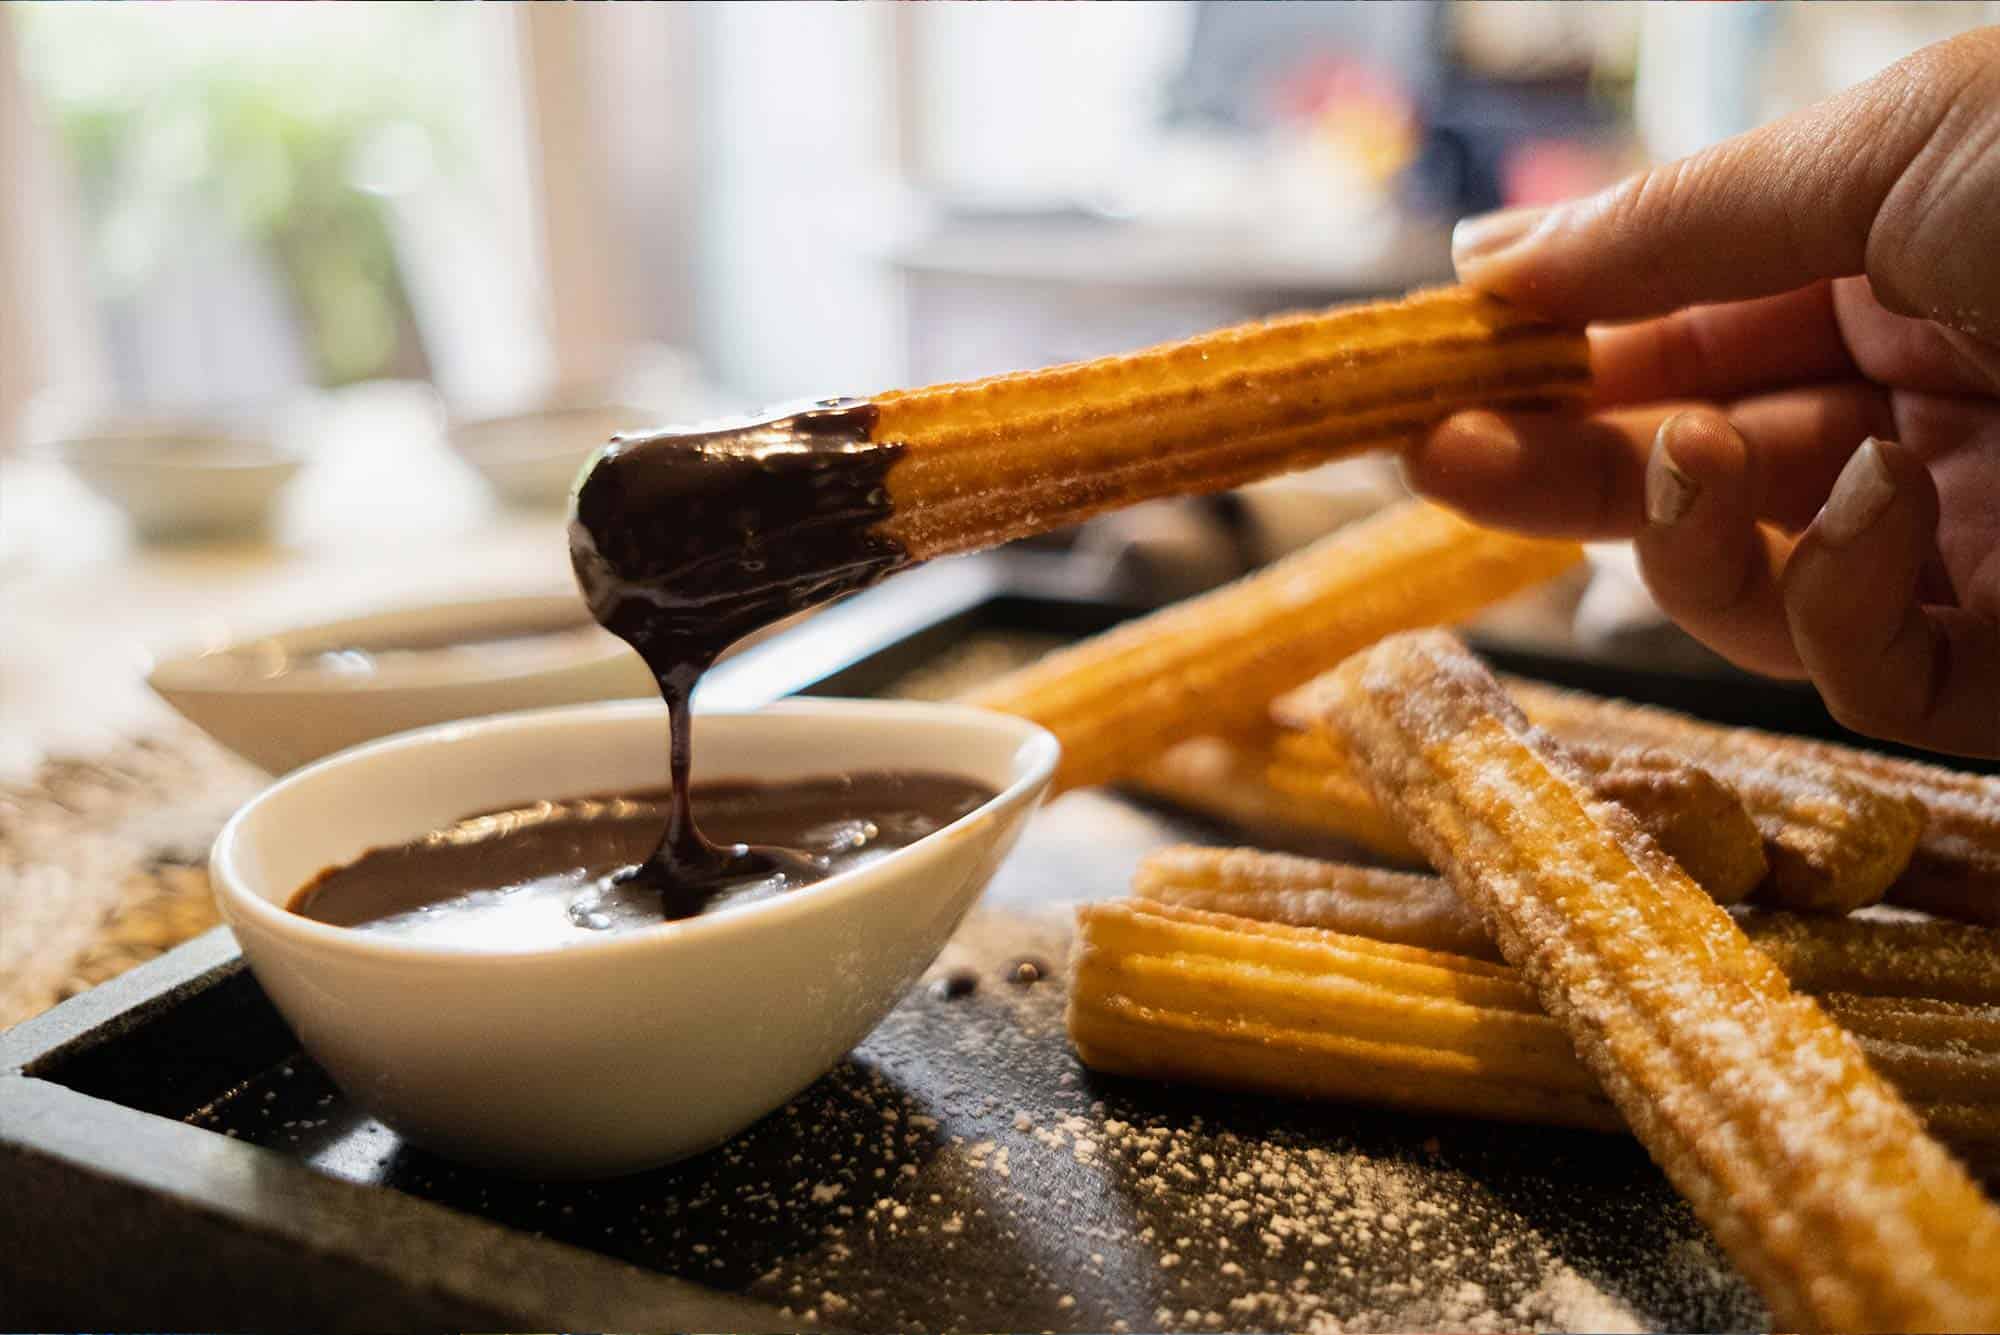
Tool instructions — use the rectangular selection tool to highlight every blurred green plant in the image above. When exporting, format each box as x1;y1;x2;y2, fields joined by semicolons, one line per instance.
19;5;473;386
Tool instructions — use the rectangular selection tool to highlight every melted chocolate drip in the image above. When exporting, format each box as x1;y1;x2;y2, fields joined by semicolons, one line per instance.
568;400;913;916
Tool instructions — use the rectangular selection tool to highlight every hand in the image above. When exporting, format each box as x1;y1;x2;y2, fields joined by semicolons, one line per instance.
1404;28;2000;756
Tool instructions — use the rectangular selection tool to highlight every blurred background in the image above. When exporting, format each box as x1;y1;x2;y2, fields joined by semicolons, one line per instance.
2;0;1997;771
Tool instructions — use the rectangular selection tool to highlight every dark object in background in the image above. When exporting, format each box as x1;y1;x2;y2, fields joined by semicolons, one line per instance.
1161;0;1624;218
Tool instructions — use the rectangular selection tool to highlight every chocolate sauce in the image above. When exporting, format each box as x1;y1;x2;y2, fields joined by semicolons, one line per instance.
289;772;994;943
567;400;913;913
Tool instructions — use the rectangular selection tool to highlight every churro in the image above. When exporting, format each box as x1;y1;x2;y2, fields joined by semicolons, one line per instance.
1134;844;1497;960
1134;845;2000;1003
1505;678;1925;914
1507;681;2000;925
1789;745;2000;925
1132;734;1426;862
871;287;1590;560
1266;725;1767;902
964;501;1582;791
1069;897;2000;1163
1294;630;2000;1333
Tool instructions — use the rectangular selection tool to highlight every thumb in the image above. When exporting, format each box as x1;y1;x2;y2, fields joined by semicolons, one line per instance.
1453;27;2000;336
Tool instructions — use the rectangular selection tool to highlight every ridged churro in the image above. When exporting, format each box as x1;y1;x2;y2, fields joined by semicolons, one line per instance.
1784;744;2000;925
1133;844;1497;960
1135;844;2000;1003
1505;682;2000;925
964;501;1582;791
1133;733;1427;862
1294;630;2000;1333
870;287;1590;560
1504;678;1925;915
1069;897;2000;1163
1265;725;1768;902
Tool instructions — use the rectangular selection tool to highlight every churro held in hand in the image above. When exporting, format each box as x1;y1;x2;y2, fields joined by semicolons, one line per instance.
1294;630;2000;1334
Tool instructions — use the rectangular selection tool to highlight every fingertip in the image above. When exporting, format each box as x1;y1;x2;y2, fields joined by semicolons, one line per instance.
1653;408;1748;479
1450;206;1552;294
1633;409;1800;677
1783;436;1947;739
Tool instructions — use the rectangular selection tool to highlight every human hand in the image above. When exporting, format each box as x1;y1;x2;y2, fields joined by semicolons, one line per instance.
1404;28;2000;756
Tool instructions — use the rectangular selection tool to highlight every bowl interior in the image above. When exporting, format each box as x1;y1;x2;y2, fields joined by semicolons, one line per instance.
216;698;1058;944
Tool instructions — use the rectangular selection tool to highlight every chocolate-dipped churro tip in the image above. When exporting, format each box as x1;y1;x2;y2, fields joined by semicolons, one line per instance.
567;397;913;903
569;397;909;659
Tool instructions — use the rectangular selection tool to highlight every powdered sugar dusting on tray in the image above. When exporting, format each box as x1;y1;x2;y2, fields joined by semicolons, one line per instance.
190;906;1763;1332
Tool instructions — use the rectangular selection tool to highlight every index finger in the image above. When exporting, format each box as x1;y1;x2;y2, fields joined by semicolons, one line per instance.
1453;30;2000;326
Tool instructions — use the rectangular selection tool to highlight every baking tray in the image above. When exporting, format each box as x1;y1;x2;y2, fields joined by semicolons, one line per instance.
2;552;1945;1330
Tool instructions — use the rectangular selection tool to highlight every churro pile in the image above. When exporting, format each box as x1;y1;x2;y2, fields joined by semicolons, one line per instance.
946;463;2000;1326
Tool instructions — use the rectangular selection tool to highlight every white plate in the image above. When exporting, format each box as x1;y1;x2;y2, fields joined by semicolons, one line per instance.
211;697;1058;1177
148;594;654;774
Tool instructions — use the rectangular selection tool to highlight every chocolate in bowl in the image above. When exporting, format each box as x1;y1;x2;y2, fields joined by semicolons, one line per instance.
289;771;998;945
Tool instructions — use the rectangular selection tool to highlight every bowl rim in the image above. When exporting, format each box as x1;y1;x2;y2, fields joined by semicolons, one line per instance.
445;402;654;458
211;696;1058;966
147;593;631;696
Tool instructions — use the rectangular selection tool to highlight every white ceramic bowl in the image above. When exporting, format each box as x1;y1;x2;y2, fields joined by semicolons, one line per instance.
57;429;302;541
210;698;1058;1177
447;404;654;508
148;594;655;775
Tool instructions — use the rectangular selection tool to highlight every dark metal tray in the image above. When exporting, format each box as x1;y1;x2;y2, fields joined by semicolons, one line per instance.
1;553;1939;1330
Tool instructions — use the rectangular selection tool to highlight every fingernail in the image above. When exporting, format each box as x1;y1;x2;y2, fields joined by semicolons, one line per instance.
1645;418;1700;527
1452;206;1550;273
1817;438;1896;546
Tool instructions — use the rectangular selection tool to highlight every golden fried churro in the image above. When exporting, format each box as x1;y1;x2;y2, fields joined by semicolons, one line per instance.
872;287;1589;559
1266;724;1768;902
1770;739;2000;925
1503;685;2000;925
1297;630;2000;1333
1135;845;2000;1002
1134;844;1497;960
1070;898;1617;1132
1504;678;1925;914
1069;898;2000;1165
1132;734;1426;862
963;502;1582;791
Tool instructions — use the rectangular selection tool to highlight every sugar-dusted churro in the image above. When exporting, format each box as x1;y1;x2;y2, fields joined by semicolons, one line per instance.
1134;845;2000;1004
1506;682;2000;925
1504;678;1925;915
963;501;1582;792
1295;630;2000;1333
1069;897;2000;1164
1775;737;2000;925
1266;724;1768;902
1133;844;1498;960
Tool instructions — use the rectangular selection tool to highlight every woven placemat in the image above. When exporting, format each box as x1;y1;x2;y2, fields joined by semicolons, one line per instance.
0;726;264;1029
